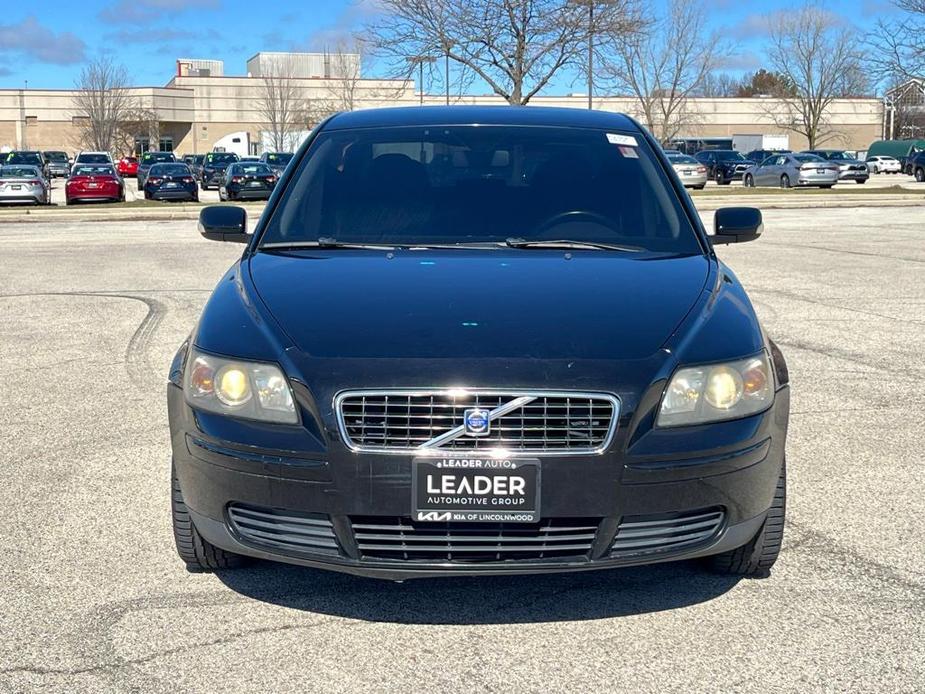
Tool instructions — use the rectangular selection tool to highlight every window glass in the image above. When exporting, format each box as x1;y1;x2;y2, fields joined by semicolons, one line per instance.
261;125;702;254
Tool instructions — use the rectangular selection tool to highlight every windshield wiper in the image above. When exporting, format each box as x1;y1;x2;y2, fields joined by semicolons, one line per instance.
504;238;642;252
261;238;396;251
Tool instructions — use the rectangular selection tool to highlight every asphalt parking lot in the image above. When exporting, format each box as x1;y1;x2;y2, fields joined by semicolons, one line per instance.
1;206;923;693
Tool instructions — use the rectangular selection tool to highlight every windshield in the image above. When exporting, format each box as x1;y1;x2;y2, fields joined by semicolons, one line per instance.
266;153;293;164
712;150;748;161
0;166;40;178
795;154;824;163
78;154;110;163
823;151;850;160
260;125;701;254
151;164;189;176
234;163;273;175
7;153;41;164
667;154;698;164
72;165;114;176
142;152;175;164
45;152;68;162
207;153;238;164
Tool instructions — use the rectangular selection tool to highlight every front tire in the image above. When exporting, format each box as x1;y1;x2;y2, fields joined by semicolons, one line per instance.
780;174;791;189
744;174;754;188
707;460;786;576
915;168;924;182
172;462;246;571
856;179;867;185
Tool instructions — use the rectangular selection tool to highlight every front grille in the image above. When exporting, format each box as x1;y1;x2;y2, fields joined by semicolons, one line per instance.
336;390;619;454
228;504;340;556
610;508;724;557
351;516;600;562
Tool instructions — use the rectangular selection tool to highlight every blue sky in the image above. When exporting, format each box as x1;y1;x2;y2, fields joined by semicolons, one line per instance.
0;0;901;91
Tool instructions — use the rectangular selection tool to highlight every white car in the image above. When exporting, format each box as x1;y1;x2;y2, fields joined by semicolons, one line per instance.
866;156;902;174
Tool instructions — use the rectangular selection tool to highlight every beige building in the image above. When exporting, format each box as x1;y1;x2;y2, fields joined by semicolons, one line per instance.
0;53;885;155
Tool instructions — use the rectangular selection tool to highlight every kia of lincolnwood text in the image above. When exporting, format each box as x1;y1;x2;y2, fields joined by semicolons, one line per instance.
168;107;789;580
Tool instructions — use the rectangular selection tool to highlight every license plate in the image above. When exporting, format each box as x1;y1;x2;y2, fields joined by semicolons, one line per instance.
165;182;178;188
682;169;692;175
817;169;825;174
412;457;540;523
88;183;99;188
10;185;21;190
248;181;263;187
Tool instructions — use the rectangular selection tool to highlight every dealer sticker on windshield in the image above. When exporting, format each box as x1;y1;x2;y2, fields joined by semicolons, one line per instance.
606;133;638;147
412;457;540;523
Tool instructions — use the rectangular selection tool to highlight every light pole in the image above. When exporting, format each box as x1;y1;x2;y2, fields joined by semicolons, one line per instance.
587;2;594;110
408;56;436;105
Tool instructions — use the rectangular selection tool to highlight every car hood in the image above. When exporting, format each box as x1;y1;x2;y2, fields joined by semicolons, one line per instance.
247;250;710;361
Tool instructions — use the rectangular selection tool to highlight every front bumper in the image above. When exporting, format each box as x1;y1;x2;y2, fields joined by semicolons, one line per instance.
169;383;789;579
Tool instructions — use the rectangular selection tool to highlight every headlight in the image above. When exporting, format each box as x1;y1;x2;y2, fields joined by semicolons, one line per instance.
184;347;297;424
657;353;773;427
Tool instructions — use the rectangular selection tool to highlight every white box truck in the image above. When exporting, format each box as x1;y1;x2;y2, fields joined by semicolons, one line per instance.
732;134;790;153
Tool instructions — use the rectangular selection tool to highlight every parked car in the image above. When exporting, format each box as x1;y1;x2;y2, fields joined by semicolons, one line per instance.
865;155;901;174
743;153;838;189
5;151;48;180
143;163;199;202
905;150;925;181
259;151;294;176
744;149;792;164
199;151;240;190
171;106;789;580
801;150;869;184
665;153;708;189
0;164;50;205
183;154;205;178
219;162;278;201
136;151;176;189
74;151;113;166
43;151;71;178
65;164;124;204
117;156;139;177
694;150;751;185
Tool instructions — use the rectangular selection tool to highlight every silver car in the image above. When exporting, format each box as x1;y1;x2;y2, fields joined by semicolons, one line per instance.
743;153;838;189
0;165;49;205
665;153;708;189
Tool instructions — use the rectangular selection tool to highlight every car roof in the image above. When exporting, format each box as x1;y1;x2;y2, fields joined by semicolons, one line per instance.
323;105;640;132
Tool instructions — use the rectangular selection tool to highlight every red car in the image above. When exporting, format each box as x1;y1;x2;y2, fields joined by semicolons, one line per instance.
65;164;125;204
116;156;138;177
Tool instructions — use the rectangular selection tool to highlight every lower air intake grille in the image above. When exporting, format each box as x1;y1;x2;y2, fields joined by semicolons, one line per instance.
228;504;340;556
351;516;600;562
610;508;724;557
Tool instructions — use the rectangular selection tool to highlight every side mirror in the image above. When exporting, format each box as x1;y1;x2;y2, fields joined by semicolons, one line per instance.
712;207;762;244
198;205;249;243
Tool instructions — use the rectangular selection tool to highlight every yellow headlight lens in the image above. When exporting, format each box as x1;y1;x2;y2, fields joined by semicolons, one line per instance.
705;366;743;410
215;366;251;406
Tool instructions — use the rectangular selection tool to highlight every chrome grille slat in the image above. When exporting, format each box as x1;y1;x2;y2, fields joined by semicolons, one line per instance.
351;516;601;562
336;389;619;455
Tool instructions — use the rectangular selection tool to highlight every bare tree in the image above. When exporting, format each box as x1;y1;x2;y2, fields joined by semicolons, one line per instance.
363;0;639;105
764;5;867;149
867;1;925;84
256;56;307;152
698;72;742;98
601;0;724;142
71;57;136;152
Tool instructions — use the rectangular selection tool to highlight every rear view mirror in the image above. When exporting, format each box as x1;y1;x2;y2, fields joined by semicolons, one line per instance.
712;207;762;244
198;205;249;243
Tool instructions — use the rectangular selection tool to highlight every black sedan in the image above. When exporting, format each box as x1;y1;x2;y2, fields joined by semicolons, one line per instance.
143;163;199;201
169;106;789;581
218;162;277;201
694;150;752;185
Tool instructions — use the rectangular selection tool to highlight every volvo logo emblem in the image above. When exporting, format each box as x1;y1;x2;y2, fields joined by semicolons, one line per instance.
463;408;491;436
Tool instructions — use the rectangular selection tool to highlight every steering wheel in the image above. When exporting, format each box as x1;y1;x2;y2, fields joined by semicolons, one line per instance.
533;210;618;238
